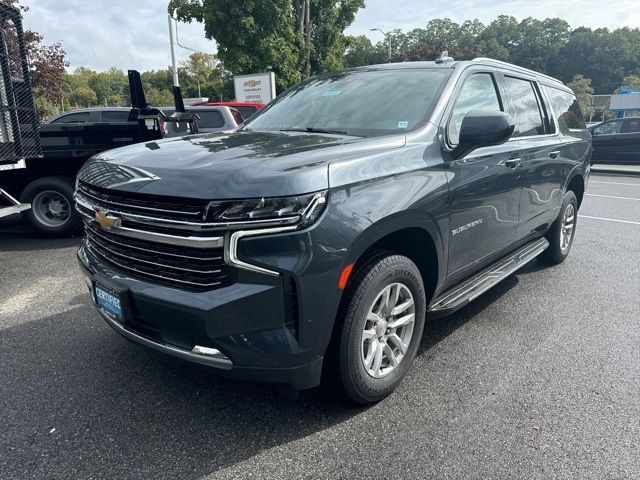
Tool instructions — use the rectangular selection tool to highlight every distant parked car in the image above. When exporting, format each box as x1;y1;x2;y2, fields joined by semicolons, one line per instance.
589;117;640;164
163;106;243;138
192;101;265;121
48;107;136;124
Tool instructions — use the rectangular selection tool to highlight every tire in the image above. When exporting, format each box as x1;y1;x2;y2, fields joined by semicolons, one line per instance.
541;190;578;265
20;176;81;238
337;254;426;404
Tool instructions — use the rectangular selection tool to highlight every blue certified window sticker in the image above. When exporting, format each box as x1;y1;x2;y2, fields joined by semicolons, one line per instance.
397;121;409;128
323;90;342;97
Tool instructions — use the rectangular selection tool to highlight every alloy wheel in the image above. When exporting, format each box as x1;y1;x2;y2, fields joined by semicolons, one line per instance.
361;282;415;378
560;203;575;254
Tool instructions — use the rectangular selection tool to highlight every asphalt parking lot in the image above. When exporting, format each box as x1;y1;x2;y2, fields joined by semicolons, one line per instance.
1;172;639;479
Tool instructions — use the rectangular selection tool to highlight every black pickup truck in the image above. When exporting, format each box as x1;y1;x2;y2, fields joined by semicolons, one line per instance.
0;107;165;236
0;4;191;235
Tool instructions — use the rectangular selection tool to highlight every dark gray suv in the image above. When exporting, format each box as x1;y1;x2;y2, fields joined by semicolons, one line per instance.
75;57;591;404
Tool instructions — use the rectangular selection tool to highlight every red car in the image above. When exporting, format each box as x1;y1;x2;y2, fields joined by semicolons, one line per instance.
192;101;265;122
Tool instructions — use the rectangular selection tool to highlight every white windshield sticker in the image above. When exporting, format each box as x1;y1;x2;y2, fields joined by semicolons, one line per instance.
397;121;409;128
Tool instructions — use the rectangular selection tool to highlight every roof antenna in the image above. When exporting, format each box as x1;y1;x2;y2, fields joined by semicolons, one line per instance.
435;51;454;64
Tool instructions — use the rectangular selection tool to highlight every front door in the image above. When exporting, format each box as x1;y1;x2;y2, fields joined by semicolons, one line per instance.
444;71;520;278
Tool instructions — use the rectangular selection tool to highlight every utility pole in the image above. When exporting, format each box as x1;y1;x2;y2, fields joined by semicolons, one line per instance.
370;28;392;62
168;14;179;86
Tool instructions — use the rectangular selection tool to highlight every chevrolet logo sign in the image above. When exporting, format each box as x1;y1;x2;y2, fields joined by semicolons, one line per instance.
95;209;121;230
243;80;261;87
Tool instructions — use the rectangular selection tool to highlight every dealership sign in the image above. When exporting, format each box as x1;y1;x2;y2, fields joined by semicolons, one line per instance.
233;72;276;104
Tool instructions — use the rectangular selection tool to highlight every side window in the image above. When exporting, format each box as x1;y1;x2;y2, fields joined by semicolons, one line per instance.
543;86;587;131
448;73;502;146
592;120;623;136
503;76;545;137
101;111;132;123
194;111;225;128
51;112;91;123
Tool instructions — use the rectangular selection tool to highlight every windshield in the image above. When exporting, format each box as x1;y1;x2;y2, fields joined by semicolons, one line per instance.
244;68;451;136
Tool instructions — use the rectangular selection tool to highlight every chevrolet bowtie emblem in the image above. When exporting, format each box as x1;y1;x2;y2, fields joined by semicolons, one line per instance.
95;209;121;230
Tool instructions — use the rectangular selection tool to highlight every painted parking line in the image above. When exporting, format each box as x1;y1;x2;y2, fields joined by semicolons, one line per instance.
579;215;640;226
589;181;640;187
585;193;640;201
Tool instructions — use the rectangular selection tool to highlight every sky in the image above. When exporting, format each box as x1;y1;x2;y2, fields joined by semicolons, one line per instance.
21;0;640;72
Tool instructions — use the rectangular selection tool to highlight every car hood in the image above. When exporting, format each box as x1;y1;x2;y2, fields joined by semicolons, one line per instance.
79;130;405;199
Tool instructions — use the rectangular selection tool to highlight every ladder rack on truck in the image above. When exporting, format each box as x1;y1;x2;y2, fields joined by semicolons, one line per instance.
0;3;42;219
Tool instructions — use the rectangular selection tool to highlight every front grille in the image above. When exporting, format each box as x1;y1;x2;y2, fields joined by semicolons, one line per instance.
77;181;206;222
84;221;237;290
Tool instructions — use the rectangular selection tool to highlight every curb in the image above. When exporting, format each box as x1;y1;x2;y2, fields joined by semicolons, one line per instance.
590;164;640;177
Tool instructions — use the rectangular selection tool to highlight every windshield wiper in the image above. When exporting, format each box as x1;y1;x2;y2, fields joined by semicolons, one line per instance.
279;127;355;136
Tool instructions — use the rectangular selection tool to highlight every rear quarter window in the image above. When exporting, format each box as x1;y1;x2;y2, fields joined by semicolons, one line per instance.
543;86;586;130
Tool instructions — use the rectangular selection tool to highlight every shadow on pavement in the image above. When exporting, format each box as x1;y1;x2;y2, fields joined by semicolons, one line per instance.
0;215;82;252
0;264;522;479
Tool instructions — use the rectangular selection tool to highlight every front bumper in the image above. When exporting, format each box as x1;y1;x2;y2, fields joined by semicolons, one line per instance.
77;221;350;390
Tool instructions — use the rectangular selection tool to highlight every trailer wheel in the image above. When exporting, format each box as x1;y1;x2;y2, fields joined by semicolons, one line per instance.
20;177;81;237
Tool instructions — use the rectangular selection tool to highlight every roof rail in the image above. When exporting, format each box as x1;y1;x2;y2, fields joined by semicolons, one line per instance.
471;57;562;84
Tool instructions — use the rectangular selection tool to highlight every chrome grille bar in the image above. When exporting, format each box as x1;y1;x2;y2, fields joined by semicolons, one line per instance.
75;196;224;249
75;190;300;232
84;223;222;262
86;231;223;275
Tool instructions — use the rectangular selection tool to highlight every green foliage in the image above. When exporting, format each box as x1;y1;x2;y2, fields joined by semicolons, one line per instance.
622;75;640;90
567;74;594;118
168;0;364;91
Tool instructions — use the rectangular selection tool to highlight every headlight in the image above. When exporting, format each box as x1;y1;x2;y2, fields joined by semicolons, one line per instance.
204;191;327;229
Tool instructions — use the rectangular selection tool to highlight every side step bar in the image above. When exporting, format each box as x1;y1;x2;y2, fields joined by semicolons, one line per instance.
0;188;30;219
428;237;549;317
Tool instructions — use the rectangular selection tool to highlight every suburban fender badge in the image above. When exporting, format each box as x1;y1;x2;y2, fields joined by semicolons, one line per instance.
95;209;121;230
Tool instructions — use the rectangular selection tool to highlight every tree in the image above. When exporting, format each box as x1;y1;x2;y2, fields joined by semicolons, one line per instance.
621;75;640;90
4;0;68;119
398;19;484;62
168;0;364;91
344;35;385;68
567;74;594;118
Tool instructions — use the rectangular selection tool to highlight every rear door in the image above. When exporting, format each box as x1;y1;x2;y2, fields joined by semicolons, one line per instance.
500;74;564;239
444;69;521;278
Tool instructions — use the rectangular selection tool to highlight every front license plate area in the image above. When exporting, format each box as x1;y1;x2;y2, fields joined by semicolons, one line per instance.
95;283;123;322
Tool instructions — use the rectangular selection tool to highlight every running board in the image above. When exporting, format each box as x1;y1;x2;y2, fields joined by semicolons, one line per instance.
428;237;549;317
0;188;30;219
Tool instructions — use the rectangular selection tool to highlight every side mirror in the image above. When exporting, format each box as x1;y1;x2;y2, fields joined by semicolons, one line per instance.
452;110;515;160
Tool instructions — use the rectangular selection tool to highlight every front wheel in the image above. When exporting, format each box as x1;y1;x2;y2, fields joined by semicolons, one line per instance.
337;254;426;404
20;177;81;238
541;190;578;264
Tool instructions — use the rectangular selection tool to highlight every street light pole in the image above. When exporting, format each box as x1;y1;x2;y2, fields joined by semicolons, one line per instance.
370;28;392;62
168;14;179;87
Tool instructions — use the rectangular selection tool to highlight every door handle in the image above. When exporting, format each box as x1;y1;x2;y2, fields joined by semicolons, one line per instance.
549;151;561;159
505;158;521;168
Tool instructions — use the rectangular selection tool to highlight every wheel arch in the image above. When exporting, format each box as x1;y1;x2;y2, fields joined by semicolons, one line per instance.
339;211;446;309
565;172;585;209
